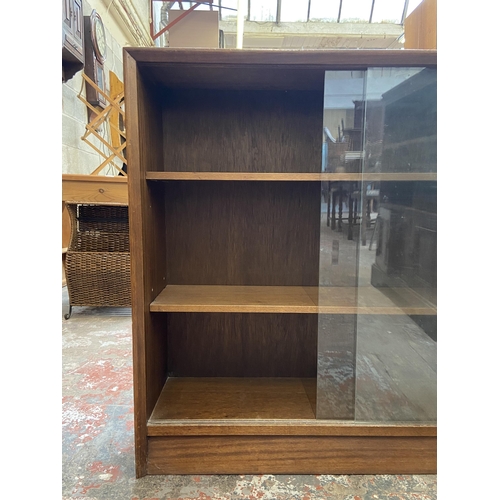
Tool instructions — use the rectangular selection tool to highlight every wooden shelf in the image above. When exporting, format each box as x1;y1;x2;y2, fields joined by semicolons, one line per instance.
150;285;436;315
151;285;316;313
148;377;437;436
146;172;437;182
149;377;317;425
318;286;436;315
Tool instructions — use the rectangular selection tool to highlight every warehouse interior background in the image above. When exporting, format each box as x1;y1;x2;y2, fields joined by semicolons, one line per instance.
2;0;498;497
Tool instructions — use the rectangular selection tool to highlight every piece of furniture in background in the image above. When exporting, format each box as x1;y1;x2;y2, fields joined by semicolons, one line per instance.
326;181;359;240
325;140;349;173
371;68;436;289
64;203;131;319
62;70;127;293
371;183;436;291
326;182;379;243
353;186;380;246
367;67;437;340
62;202;71;286
62;0;84;82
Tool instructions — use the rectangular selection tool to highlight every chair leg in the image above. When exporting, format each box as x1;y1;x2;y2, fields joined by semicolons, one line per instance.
338;187;343;232
64;304;73;320
362;196;371;246
331;191;336;230
327;187;331;227
369;215;379;251
348;191;353;240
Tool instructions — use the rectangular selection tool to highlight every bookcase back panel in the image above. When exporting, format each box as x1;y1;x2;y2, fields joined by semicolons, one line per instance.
164;181;320;286
166;313;317;378
162;89;323;173
142;64;326;92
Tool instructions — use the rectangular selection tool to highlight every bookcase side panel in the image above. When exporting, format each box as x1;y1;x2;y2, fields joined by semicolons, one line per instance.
124;51;168;477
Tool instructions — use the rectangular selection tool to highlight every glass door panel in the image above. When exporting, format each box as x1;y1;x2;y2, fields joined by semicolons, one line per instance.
355;67;437;422
317;70;365;419
318;68;437;422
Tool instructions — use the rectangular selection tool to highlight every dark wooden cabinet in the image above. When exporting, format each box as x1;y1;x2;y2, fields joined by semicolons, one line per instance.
62;0;84;82
124;48;438;477
371;69;437;293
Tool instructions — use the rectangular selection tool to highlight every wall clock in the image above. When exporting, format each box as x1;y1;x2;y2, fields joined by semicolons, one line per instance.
90;10;107;64
84;9;107;108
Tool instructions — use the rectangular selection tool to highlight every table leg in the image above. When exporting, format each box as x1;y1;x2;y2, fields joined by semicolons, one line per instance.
327;184;331;227
331;190;336;230
348;188;353;240
338;186;343;232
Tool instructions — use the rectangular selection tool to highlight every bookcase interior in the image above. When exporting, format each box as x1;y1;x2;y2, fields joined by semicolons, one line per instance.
126;49;438;476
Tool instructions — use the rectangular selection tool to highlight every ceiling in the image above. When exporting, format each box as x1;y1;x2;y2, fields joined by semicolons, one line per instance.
152;0;424;49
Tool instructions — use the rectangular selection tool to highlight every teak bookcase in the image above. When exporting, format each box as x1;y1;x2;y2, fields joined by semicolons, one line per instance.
123;48;437;477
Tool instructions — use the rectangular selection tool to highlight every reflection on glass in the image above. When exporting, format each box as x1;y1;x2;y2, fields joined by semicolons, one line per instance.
317;71;365;420
323;70;365;174
318;68;437;422
355;67;437;421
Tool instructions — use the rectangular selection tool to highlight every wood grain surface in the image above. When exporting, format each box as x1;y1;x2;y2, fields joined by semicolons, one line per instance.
62;174;128;205
162;89;323;173
124;51;169;477
147;420;437;437
151;285;316;312
146;172;437;181
125;47;437;69
163;181;320;286
150;377;316;420
165;313;317;378
146;435;437;474
150;285;437;315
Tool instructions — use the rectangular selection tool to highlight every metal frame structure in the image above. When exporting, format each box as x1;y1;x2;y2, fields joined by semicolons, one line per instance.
150;0;415;36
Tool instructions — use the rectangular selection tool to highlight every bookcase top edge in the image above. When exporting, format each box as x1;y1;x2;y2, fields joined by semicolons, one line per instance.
123;48;437;68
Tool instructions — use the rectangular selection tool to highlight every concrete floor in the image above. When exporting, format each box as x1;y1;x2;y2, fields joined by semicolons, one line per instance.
62;286;437;500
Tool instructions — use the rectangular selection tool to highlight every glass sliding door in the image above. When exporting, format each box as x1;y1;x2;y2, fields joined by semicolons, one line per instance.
318;68;437;422
355;67;437;422
317;70;365;419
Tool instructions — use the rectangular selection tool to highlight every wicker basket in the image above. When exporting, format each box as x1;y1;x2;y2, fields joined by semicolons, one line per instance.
65;204;131;308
